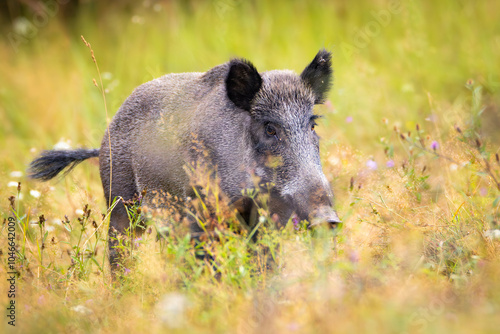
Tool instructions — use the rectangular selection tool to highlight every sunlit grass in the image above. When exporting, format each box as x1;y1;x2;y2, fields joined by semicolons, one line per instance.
1;0;500;333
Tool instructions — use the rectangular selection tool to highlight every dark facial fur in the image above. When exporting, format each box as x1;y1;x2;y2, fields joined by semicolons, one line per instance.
225;49;336;224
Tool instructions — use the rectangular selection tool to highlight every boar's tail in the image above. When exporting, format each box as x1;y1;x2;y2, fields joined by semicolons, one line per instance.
28;148;100;181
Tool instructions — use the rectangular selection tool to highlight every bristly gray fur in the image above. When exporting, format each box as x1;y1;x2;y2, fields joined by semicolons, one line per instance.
28;49;340;271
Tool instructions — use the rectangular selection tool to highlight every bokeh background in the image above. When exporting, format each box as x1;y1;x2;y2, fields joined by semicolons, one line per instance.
1;1;500;333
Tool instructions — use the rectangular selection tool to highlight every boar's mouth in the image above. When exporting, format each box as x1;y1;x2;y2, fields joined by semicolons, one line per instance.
231;188;341;230
290;203;341;230
306;206;342;229
269;191;341;230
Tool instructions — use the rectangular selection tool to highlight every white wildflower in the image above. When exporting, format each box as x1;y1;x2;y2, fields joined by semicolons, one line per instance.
485;229;500;240
328;156;340;166
155;293;190;328
101;72;113;80
30;190;41;198
53;139;71;150
70;305;93;315
10;171;23;178
52;219;62;226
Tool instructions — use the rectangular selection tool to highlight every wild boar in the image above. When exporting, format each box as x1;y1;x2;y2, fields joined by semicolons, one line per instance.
28;49;340;268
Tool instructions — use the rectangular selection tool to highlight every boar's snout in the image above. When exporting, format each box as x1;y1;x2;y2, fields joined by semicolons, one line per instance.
308;206;342;230
286;173;341;230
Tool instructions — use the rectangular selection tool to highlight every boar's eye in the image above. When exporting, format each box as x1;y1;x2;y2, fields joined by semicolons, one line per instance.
310;115;321;132
265;124;277;138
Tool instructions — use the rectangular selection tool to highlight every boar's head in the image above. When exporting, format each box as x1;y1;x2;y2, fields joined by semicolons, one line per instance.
226;49;340;229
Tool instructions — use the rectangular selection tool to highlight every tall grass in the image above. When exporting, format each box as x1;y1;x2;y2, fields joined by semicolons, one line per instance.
1;0;499;333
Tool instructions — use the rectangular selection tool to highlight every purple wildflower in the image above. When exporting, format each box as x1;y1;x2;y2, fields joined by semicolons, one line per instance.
292;215;300;230
366;159;378;170
345;116;353;123
348;250;360;263
386;160;395;168
134;237;143;247
431;141;439;151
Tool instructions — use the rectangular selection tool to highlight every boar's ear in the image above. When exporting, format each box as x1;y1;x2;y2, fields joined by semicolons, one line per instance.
300;49;333;104
226;59;262;111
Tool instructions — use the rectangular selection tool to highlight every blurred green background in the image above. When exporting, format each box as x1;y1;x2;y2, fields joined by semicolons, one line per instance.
1;0;498;167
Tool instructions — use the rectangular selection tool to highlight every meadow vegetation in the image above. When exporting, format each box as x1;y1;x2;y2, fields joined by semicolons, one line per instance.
1;0;500;333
